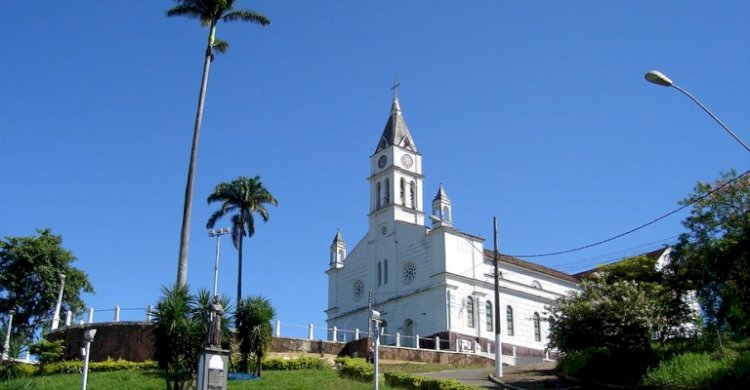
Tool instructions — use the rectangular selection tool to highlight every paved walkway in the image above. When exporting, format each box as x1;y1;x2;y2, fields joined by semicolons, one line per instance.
420;362;585;389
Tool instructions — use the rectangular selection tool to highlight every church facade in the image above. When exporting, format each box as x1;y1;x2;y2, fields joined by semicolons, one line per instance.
325;95;580;357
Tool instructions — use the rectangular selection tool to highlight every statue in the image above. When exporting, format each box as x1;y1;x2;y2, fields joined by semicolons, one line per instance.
207;296;224;348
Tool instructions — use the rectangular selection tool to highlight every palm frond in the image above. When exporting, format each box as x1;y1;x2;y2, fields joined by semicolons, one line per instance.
213;39;229;54
222;10;270;26
166;4;204;19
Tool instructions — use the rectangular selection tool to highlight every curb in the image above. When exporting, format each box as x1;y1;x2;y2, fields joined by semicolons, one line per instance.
488;374;526;390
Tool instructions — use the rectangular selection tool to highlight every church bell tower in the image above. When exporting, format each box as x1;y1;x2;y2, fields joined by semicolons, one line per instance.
368;88;424;231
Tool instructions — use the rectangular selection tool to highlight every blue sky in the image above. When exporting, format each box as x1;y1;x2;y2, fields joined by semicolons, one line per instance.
1;1;748;337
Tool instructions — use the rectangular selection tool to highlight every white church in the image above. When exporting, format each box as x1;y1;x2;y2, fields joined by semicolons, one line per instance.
325;94;581;358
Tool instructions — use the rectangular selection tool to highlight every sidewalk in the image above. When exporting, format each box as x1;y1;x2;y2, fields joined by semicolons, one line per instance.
421;362;585;389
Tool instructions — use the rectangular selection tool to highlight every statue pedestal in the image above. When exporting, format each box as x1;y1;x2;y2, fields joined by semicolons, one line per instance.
196;347;230;390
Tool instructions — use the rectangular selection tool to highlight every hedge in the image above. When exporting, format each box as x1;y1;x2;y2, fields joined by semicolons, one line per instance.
262;356;329;370
334;357;373;382
41;359;158;375
384;371;483;390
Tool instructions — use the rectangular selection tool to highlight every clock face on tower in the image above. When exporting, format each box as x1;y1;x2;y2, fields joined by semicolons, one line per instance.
377;155;387;169
401;154;414;168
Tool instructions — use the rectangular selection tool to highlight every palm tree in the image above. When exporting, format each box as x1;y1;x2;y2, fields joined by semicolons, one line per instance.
206;176;277;304
167;0;271;288
235;295;276;376
151;284;203;390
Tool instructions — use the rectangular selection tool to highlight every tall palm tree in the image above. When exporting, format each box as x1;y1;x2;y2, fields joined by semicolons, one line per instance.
167;0;270;288
206;176;277;304
235;295;276;376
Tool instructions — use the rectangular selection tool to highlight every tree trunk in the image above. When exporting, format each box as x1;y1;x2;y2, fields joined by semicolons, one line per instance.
237;234;244;305
176;28;215;287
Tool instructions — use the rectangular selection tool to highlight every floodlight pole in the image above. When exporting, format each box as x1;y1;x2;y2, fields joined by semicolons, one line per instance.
208;228;230;298
52;273;66;330
81;328;97;390
493;217;502;377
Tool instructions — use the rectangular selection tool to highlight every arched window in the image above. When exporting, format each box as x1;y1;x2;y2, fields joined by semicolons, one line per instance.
377;262;382;286
533;312;541;341
442;205;451;222
506;306;514;336
400;178;406;205
383;259;388;284
531;280;542;289
376;182;382;209
485;301;493;332
466;297;474;328
384;179;390;205
409;181;416;209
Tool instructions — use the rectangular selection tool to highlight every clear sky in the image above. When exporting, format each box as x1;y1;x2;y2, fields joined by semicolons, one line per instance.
1;1;748;337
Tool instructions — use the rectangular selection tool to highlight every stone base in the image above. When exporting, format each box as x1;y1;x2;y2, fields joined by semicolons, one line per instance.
196;348;230;390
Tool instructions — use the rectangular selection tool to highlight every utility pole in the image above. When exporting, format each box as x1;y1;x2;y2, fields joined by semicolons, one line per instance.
493;217;503;377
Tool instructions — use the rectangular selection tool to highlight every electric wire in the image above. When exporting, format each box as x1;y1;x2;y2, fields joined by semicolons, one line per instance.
507;169;750;258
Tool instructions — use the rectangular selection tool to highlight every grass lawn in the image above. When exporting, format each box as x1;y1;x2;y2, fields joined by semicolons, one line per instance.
0;369;398;390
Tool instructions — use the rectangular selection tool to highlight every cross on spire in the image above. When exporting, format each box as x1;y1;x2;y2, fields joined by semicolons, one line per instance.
391;79;400;100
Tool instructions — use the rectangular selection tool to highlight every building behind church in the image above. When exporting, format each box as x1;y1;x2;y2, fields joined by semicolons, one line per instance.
325;94;581;358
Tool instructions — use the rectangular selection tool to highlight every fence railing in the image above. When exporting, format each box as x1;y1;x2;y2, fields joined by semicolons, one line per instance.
50;308;558;361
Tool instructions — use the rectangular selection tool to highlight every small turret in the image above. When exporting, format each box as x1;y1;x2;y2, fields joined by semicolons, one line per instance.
431;184;452;227
330;230;346;268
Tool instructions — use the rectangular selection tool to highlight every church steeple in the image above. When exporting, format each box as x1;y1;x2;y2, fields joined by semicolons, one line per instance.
431;183;452;227
374;94;417;154
369;89;425;229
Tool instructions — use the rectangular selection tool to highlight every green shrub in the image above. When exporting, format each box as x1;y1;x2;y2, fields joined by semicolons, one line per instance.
644;350;750;389
41;359;158;375
28;339;63;373
335;357;373;382
643;352;727;389
384;370;482;390
385;371;423;389
262;356;329;370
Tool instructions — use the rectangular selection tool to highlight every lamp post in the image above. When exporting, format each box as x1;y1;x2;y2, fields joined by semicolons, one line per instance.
370;309;382;390
644;70;750;154
208;228;230;298
52;273;66;330
81;328;97;390
2;310;14;361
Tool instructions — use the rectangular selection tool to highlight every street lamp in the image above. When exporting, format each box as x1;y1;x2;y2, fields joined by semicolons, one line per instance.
81;328;97;390
208;227;230;298
644;70;750;154
370;309;382;390
52;273;66;330
2;310;14;361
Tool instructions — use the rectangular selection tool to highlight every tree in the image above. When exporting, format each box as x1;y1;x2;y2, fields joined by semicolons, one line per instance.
600;254;696;342
235;295;275;377
547;275;660;354
152;284;203;390
167;0;270;288
669;170;750;334
0;229;94;339
206;175;277;304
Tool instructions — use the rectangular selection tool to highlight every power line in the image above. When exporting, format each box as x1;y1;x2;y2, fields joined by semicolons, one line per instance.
507;169;750;259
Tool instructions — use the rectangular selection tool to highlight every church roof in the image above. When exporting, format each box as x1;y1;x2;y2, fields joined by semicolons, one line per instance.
374;98;417;153
483;249;579;283
572;247;668;279
433;183;449;201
